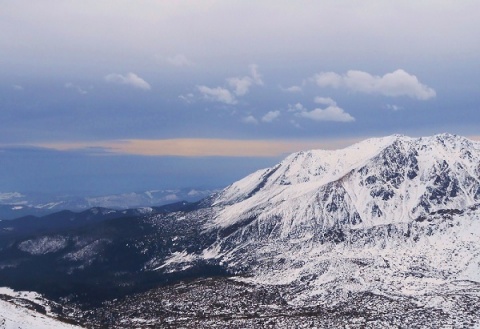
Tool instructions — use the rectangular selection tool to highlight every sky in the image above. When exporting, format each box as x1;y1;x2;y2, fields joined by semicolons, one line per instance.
1;1;480;196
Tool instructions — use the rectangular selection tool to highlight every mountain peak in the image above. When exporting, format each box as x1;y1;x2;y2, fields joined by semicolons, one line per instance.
210;134;480;232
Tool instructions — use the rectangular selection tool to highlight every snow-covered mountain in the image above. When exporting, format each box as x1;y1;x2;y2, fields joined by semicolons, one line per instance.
162;133;480;306
212;133;479;231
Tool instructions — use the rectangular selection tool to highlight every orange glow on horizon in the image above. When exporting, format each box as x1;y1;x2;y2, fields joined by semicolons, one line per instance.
34;138;362;157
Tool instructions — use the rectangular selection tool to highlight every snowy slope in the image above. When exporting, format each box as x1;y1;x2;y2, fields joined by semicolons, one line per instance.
0;289;83;329
0;300;83;329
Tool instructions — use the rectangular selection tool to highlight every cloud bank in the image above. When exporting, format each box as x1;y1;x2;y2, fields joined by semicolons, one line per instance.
313;69;436;100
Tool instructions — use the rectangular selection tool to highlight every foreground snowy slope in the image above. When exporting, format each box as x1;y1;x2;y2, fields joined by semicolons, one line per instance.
0;298;83;329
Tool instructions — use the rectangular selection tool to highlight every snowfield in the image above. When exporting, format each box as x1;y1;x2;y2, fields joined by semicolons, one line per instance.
0;288;83;329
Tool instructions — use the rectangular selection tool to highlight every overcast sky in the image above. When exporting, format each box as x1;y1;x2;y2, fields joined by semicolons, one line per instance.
1;1;480;195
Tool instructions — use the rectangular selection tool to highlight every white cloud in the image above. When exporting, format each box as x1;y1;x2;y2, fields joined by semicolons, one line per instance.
198;64;263;103
313;72;342;88
227;64;264;96
12;84;23;91
291;99;354;122
299;106;355;122
197;85;237;105
166;54;193;67
261;110;280;123
314;96;336;106
242;115;259;125
281;85;302;93
313;69;435;100
386;104;403;111
104;72;151;90
164;194;179;201
288;103;307;112
227;77;253;96
249;64;264;86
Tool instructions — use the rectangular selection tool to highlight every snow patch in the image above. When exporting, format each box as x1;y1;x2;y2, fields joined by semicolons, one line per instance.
154;251;197;272
0;298;83;329
18;236;68;255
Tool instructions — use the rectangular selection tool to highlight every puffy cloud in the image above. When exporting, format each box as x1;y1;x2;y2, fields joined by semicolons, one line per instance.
104;72;151;90
197;85;237;104
299;106;355;122
313;72;342;88
313;69;435;100
314;96;336;106
227;77;254;96
261;110;280;123
227;64;264;96
280;85;302;93
166;54;194;67
242;115;259;125
288;103;307;112
197;64;262;104
291;99;354;122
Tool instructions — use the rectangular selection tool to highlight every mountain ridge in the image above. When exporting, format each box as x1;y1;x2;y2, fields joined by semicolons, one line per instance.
209;133;480;231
